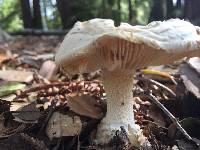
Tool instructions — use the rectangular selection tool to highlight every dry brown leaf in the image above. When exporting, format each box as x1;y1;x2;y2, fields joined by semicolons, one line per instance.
147;106;166;127
0;114;7;135
68;95;104;119
0;70;33;83
0;53;10;64
46;111;82;140
12;102;40;123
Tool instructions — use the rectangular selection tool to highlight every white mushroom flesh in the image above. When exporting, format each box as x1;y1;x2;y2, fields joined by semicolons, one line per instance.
96;70;142;145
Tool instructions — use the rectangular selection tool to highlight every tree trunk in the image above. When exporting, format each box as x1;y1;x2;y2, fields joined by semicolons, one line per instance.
56;0;71;29
101;0;106;17
149;0;167;22
128;0;133;23
33;0;42;29
184;0;200;25
128;0;136;24
176;0;182;8
20;0;32;28
117;0;121;23
40;0;48;30
166;0;174;19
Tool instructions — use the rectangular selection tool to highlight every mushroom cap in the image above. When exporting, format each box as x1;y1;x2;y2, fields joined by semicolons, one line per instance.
55;18;200;75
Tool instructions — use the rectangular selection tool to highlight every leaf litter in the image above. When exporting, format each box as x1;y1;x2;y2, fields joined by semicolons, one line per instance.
0;36;200;149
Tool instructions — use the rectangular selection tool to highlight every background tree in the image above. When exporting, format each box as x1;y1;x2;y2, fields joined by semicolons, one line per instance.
32;0;42;29
184;0;200;25
56;0;71;29
149;0;167;22
20;0;32;28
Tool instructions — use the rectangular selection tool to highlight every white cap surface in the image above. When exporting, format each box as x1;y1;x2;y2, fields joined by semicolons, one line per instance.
55;18;200;75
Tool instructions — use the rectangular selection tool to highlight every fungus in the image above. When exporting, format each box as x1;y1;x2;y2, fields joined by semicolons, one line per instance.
55;18;200;146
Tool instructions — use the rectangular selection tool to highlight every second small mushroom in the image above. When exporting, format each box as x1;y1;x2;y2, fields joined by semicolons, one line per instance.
55;18;200;146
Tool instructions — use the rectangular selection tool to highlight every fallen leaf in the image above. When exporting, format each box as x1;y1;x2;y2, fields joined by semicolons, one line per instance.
179;63;200;98
10;101;29;111
0;114;9;136
46;111;82;140
68;95;104;119
141;69;172;79
176;139;199;150
0;70;33;83
140;68;177;84
147;106;166;127
35;53;54;60
0;82;26;97
188;57;200;74
0;99;10;113
19;56;41;69
12;102;40;123
0;53;10;64
168;117;200;139
0;133;47;150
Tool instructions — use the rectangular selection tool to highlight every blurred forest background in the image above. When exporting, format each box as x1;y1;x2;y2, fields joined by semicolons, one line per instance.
0;0;200;32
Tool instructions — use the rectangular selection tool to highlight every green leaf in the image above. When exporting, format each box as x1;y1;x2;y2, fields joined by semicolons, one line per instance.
0;82;26;97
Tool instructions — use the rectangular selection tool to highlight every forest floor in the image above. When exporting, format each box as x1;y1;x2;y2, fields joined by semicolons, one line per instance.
0;36;200;150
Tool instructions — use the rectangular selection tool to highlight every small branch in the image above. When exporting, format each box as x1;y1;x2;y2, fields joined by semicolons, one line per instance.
137;77;176;97
138;88;193;142
14;82;71;100
14;80;102;100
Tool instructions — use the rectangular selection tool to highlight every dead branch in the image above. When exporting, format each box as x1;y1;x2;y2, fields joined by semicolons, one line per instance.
138;88;194;142
137;77;176;97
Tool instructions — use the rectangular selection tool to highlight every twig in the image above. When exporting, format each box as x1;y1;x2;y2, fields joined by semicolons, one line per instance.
138;88;193;142
137;77;176;97
14;80;102;100
14;82;71;100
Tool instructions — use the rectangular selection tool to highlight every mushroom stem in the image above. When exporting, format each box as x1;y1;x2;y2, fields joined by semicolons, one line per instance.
96;70;143;146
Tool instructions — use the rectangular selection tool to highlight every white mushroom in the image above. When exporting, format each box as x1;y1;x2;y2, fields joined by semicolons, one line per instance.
55;18;200;146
